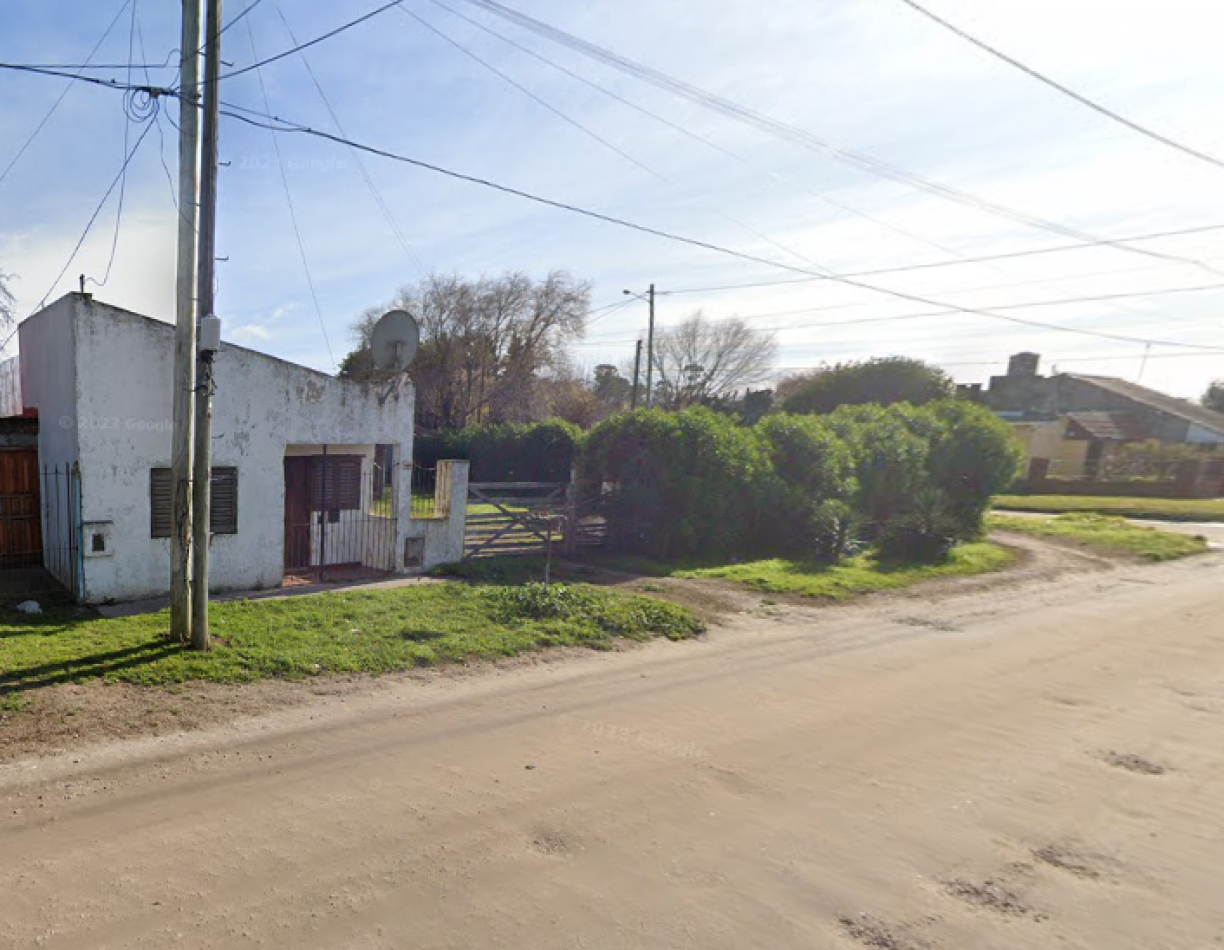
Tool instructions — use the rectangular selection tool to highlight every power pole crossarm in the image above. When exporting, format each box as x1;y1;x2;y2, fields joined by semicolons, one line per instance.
170;0;202;645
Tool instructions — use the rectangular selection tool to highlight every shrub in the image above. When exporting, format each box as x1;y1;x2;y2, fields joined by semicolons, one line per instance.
754;414;855;555
807;498;864;562
823;404;932;532
417;419;583;482
581;407;769;559
875;488;960;564
922;400;1024;534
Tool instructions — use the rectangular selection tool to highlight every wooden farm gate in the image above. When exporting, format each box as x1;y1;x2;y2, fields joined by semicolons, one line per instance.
464;481;607;559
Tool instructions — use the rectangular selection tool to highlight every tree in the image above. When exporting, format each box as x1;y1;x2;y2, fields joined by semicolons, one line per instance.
777;357;954;415
341;271;590;429
592;364;632;411
650;312;776;410
1202;380;1224;414
0;272;13;331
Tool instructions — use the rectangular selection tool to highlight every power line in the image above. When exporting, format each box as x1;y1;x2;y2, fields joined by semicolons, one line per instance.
428;0;980;264
579;281;1224;350
452;0;1223;277
219;0;267;39
15;65;1224;356
274;4;428;276
897;0;1224;174
0;0;134;189
398;3;832;273
32;117;156;319
664;222;1224;295
243;19;336;368
209;102;1224;353
86;0;143;291
220;0;404;81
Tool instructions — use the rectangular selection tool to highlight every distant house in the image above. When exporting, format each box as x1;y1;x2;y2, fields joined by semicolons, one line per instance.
972;352;1224;489
0;293;467;603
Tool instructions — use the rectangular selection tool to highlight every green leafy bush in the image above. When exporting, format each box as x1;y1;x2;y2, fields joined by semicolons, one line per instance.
581;407;770;559
416;419;582;482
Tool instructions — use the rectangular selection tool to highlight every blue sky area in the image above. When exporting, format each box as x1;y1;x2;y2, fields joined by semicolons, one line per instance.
3;0;1224;396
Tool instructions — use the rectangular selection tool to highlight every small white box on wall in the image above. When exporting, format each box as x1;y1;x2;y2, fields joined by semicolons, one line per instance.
82;521;115;558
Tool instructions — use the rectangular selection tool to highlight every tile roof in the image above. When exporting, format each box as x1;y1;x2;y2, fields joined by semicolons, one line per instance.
1065;411;1149;442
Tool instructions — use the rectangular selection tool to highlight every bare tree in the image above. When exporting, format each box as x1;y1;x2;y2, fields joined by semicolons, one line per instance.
341;271;590;429
0;272;14;332
650;311;776;410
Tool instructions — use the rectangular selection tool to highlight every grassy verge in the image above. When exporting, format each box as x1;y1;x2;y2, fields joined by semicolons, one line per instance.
0;583;702;694
670;543;1012;600
994;494;1224;522
990;513;1209;561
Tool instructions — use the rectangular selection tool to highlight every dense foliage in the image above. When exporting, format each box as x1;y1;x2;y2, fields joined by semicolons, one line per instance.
416;419;582;483
580;401;1022;564
777;357;955;415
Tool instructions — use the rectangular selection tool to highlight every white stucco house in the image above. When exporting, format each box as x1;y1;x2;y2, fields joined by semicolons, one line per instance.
0;293;467;603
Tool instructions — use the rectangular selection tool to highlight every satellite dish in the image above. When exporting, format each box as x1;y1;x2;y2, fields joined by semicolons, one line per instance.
370;309;420;372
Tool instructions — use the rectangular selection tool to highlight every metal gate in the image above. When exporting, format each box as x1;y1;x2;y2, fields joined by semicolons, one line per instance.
282;458;398;585
0;457;80;601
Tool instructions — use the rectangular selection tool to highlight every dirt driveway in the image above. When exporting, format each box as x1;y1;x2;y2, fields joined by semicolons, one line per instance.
2;543;1222;949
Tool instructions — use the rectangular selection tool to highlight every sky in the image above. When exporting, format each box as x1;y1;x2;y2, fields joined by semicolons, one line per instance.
3;0;1224;398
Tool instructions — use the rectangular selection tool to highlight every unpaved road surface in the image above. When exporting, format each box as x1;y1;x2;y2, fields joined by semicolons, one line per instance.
3;544;1223;949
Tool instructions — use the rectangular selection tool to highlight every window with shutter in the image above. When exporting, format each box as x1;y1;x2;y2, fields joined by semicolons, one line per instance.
150;468;173;538
309;455;362;511
149;467;239;537
210;467;238;534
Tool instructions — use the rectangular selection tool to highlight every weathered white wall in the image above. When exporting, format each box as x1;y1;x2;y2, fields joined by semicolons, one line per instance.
407;460;469;570
18;297;78;470
40;294;416;602
17;299;81;590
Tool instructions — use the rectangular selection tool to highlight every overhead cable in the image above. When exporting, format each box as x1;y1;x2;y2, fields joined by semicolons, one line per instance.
897;0;1224;174
452;0;1222;276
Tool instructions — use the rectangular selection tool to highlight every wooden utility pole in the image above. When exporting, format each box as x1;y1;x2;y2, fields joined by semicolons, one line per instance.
190;0;223;651
170;0;202;645
644;283;656;408
630;339;642;410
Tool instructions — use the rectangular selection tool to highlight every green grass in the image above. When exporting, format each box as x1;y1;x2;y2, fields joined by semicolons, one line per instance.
994;494;1224;522
0;583;703;694
582;543;1011;600
989;513;1209;561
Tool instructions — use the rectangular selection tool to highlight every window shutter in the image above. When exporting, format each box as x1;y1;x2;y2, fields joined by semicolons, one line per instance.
310;456;362;511
150;468;173;538
210;467;238;534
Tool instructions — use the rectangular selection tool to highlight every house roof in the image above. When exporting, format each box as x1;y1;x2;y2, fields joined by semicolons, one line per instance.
1065;374;1224;437
1065;411;1149;442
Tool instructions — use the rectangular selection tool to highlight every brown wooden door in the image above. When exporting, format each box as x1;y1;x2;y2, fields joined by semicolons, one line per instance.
283;457;313;569
0;449;41;567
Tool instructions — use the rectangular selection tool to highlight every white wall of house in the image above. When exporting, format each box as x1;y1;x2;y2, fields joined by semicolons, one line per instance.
17;294;445;602
1185;423;1224;444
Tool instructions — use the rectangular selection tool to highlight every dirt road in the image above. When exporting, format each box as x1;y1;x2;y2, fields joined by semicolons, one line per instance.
3;544;1223;949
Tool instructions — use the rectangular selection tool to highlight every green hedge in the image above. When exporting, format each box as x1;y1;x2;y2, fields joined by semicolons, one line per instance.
580;402;1023;564
415;420;582;483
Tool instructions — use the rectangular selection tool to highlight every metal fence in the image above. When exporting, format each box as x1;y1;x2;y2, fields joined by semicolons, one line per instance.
409;464;439;519
283;463;398;586
463;481;607;559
